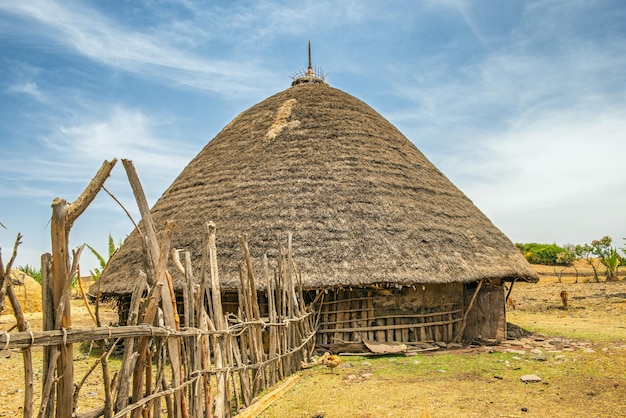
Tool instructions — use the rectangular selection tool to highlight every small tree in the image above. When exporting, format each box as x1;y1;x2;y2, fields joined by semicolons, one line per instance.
601;247;621;281
556;249;576;265
562;243;580;283
577;236;622;282
85;233;120;281
553;249;576;283
591;236;622;282
574;243;601;282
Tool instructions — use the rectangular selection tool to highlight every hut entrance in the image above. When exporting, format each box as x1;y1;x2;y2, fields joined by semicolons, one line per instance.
462;280;507;341
311;283;464;345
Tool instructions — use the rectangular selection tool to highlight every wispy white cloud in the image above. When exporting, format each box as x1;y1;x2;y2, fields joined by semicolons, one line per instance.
7;81;47;103
45;106;190;165
62;107;194;180
0;1;277;96
423;99;626;246
454;105;626;196
389;0;626;143
425;0;487;44
0;105;196;201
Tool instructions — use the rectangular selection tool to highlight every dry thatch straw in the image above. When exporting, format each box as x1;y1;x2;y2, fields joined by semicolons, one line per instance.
2;270;42;314
95;81;537;297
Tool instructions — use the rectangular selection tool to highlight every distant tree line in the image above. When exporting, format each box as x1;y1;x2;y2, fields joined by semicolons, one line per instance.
516;236;625;282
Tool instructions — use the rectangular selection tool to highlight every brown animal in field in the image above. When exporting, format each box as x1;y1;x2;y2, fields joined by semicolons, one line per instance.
560;290;569;308
506;296;516;311
319;352;341;373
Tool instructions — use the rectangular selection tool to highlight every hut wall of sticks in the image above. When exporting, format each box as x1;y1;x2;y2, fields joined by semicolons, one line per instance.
311;284;464;346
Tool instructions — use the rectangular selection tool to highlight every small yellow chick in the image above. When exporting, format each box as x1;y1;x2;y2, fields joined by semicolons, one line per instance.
320;352;341;373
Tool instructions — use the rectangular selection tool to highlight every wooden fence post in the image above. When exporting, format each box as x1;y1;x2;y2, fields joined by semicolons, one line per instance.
50;198;73;418
206;222;229;417
40;253;55;418
1;234;35;418
50;159;116;417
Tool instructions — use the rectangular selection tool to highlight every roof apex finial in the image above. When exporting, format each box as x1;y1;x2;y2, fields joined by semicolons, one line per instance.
307;41;314;76
290;42;327;86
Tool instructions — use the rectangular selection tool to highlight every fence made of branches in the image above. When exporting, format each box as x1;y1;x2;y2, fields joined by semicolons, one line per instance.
0;159;316;418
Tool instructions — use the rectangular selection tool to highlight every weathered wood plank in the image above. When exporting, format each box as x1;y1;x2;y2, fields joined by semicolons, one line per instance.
233;375;300;418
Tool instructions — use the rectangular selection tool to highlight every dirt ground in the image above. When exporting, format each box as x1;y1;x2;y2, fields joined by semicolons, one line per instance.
0;298;118;417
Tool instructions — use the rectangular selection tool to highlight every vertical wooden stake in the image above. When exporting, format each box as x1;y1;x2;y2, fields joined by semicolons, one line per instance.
205;222;228;417
50;198;74;418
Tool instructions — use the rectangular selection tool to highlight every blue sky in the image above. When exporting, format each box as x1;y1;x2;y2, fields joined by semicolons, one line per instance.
1;0;625;272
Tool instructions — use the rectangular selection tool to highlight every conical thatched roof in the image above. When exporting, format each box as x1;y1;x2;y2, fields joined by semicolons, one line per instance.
96;80;537;296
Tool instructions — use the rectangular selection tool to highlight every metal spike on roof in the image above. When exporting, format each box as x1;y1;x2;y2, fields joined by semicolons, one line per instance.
306;41;314;76
291;42;327;86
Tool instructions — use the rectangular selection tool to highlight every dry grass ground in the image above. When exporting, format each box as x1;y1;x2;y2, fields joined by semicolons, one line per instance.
260;261;626;418
0;299;119;417
0;260;624;417
260;342;626;418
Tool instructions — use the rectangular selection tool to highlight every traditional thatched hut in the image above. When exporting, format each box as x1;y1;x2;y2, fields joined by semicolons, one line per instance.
94;61;537;344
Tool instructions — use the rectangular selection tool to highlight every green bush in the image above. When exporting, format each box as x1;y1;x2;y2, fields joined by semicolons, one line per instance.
515;242;573;265
17;264;42;284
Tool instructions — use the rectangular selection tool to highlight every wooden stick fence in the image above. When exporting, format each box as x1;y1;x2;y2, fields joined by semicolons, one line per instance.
0;159;315;418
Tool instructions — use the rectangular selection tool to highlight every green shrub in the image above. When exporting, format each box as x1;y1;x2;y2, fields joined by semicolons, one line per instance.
516;242;573;265
16;264;42;284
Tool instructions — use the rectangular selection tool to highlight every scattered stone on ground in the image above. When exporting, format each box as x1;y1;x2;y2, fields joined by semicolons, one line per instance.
520;374;542;383
461;322;626;357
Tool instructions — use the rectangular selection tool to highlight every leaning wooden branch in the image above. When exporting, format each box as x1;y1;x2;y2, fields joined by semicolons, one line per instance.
1;233;22;277
114;277;146;414
0;233;23;315
76;268;98;325
234;375;301;418
39;254;54;418
123;159;187;417
2;233;35;418
505;277;517;302
122;159;159;281
73;338;121;413
69;245;85;283
453;278;484;343
101;184;140;233
66;159;118;230
6;284;35;418
38;349;61;418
